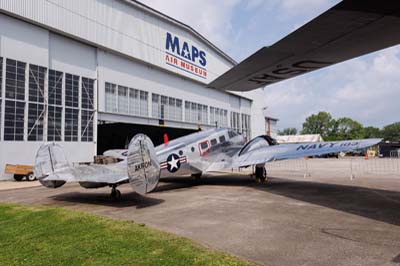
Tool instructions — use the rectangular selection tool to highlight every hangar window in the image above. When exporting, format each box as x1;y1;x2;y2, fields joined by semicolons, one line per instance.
105;82;117;113
48;105;62;141
118;86;129;114
29;64;46;104
65;74;79;108
161;96;168;119
185;102;190;122
4;100;25;141
230;112;241;134
152;93;159;118
185;101;208;124
82;77;94;110
210;107;228;127
241;114;251;139
48;70;63;141
65;108;78;141
152;93;181;121
4;59;26;141
169;97;176;120
81;109;94;142
130;88;140;116
27;103;44;141
27;64;47;141
139;91;148;117
176;99;182;121
81;77;95;142
48;70;62;106
5;59;26;101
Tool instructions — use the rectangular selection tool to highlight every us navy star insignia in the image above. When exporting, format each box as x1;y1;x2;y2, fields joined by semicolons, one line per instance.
167;153;181;173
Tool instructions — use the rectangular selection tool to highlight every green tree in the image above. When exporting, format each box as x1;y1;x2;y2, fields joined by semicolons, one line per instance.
382;122;400;141
362;126;382;139
301;112;336;139
335;117;364;140
278;127;298;136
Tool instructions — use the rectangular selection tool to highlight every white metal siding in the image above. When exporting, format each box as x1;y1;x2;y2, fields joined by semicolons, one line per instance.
0;0;234;83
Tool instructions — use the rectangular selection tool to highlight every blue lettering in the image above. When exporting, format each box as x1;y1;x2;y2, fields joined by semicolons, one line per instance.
296;145;309;151
181;42;191;60
199;51;207;66
191;46;199;62
166;32;180;54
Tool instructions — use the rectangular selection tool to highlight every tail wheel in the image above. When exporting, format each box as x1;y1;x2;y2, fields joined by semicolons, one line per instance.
110;187;121;199
191;173;202;180
255;166;267;183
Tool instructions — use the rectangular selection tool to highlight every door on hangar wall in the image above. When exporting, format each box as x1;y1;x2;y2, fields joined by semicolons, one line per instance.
97;122;197;155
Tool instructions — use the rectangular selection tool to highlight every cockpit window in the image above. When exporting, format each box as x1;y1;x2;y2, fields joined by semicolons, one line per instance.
239;136;270;156
219;135;226;143
200;142;209;150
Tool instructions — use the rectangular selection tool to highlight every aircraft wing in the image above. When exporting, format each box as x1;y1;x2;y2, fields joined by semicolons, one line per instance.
232;138;381;168
208;0;400;91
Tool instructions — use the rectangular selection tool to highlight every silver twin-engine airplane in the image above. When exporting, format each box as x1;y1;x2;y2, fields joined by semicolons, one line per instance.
34;0;400;198
34;128;381;198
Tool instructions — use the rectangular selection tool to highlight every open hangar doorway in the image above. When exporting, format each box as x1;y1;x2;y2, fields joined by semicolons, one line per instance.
97;122;197;155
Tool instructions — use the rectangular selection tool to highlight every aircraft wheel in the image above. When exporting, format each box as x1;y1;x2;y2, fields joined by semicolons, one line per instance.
191;173;202;180
255;166;267;183
111;188;121;199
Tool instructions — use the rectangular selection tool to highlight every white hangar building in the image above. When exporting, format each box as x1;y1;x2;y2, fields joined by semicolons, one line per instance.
0;0;266;178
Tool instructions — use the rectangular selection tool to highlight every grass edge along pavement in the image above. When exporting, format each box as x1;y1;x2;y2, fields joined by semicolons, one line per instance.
0;203;254;266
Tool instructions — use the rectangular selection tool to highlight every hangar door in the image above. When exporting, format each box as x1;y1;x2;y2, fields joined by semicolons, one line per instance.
97;123;196;155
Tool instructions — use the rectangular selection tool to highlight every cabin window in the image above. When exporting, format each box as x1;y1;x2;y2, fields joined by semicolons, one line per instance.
228;130;237;138
210;139;217;146
219;135;226;143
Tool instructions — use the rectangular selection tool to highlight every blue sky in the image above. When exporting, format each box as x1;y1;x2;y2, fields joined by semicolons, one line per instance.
140;0;400;130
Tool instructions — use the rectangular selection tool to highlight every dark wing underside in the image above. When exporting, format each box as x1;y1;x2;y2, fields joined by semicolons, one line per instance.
208;0;400;91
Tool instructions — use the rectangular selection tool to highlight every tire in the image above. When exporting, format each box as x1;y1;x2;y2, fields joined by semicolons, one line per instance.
26;172;36;181
255;166;267;183
191;173;202;180
13;174;24;181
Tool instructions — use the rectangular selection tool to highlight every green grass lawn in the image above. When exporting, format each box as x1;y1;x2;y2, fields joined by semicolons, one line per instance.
0;204;252;266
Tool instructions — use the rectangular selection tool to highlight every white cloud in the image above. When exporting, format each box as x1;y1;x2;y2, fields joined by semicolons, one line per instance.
138;0;240;50
265;46;400;130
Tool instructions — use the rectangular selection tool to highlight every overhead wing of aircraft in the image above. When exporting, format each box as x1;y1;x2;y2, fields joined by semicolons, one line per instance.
208;0;400;91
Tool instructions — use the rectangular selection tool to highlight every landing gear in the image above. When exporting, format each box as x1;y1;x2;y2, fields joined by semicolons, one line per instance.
255;166;267;183
110;186;121;199
191;173;202;180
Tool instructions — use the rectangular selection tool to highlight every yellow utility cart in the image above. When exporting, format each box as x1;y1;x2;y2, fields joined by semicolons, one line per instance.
4;164;36;181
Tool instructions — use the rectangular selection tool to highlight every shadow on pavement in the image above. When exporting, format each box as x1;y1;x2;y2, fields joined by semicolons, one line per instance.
160;174;400;226
50;191;164;209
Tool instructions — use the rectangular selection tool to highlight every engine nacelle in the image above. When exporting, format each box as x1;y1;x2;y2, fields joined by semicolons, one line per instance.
127;134;160;194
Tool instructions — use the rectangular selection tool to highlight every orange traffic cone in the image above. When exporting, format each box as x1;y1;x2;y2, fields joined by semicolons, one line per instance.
364;153;368;160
